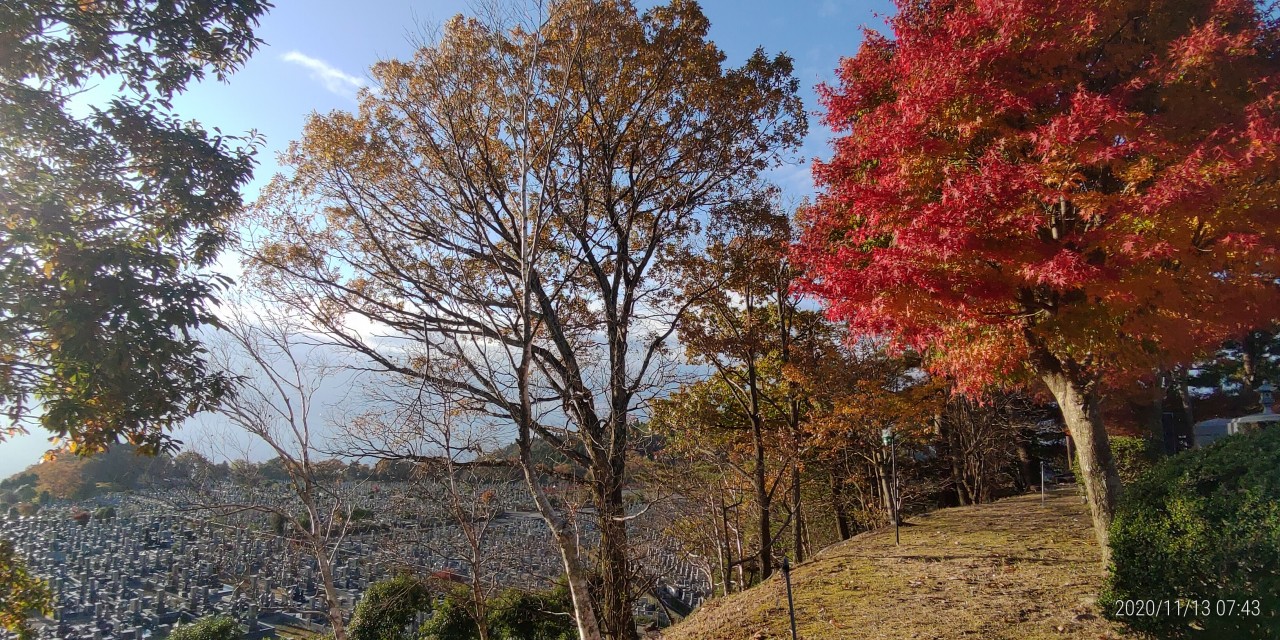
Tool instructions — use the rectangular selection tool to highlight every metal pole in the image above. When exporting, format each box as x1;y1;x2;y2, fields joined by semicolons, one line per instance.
1040;460;1046;505
890;436;899;546
782;557;798;640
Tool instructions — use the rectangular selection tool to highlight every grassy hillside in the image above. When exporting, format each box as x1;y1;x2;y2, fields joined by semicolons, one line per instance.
661;489;1130;640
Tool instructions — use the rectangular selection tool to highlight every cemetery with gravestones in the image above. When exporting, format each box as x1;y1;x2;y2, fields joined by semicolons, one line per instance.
0;477;711;639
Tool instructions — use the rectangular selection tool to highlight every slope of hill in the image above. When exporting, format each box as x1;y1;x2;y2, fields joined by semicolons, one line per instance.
661;490;1130;640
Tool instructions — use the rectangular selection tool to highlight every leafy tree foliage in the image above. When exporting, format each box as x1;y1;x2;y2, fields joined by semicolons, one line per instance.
348;577;575;640
1187;326;1280;407
348;575;433;640
168;615;245;640
0;539;51;640
1107;435;1162;486
251;1;803;637
656;326;954;592
172;451;226;482
654;375;794;583
371;460;417;483
0;0;270;453
798;342;944;525
487;584;575;640
795;0;1280;562
725;215;826;557
420;587;479;640
0;473;37;491
665;202;824;577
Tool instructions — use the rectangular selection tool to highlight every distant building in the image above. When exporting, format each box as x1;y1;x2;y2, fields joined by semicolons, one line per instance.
1193;418;1231;448
1194;413;1280;448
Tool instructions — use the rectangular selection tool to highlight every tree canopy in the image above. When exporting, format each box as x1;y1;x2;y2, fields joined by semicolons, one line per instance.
794;0;1280;562
0;0;270;454
250;1;804;637
796;0;1280;388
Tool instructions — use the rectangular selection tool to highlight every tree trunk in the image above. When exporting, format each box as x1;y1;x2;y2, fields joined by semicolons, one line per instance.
301;499;347;640
1176;377;1196;451
1041;369;1122;568
1014;428;1037;491
752;415;772;581
732;507;746;591
314;541;347;640
517;432;602;640
555;531;604;640
472;579;490;640
791;464;804;562
1150;370;1167;439
537;494;601;640
469;539;490;640
939;414;968;506
1243;329;1263;387
876;459;894;524
830;474;851;541
969;452;987;504
596;474;638;640
719;496;733;595
951;448;970;506
803;509;814;557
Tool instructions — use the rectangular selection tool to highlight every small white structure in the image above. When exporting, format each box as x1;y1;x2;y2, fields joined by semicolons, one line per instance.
1195;381;1278;447
1232;380;1279;435
1227;412;1280;436
1193;418;1232;448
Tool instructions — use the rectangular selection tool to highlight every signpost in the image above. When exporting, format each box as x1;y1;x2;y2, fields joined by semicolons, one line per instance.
881;427;899;546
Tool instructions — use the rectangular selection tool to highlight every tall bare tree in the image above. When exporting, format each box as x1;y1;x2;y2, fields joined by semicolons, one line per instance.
339;368;514;640
194;307;359;639
248;2;803;638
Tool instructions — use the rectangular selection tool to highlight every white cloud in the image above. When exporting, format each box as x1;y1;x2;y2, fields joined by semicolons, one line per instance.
282;50;365;97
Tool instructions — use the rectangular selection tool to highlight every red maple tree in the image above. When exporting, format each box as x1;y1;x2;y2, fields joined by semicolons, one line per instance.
794;0;1280;562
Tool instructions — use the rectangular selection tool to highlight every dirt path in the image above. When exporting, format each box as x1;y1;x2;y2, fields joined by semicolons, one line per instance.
660;489;1131;640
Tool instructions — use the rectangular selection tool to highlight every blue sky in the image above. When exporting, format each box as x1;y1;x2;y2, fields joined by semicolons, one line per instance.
0;0;894;478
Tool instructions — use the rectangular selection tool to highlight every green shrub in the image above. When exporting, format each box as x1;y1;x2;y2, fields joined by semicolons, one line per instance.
0;539;52;640
1109;435;1163;485
1101;427;1280;638
168;615;243;640
487;584;575;640
348;574;432;640
418;587;478;640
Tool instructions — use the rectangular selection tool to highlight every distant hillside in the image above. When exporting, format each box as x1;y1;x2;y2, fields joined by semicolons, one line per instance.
487;437;584;470
661;490;1129;640
486;432;665;470
1;445;177;503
